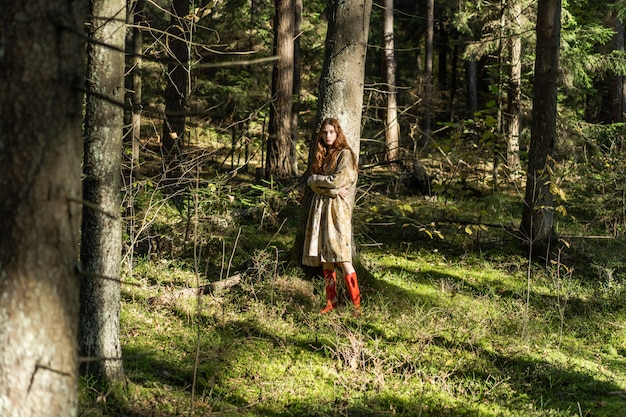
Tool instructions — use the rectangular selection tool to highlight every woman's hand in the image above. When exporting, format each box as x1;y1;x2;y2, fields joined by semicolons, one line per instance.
338;186;350;198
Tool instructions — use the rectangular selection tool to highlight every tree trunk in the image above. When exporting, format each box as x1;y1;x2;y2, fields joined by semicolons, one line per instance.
584;8;624;124
465;58;478;116
291;0;303;174
449;29;459;120
293;0;373;265
127;0;144;161
162;0;190;157
314;0;373;152
80;0;126;387
506;0;522;173
438;25;448;89
607;11;624;123
422;0;434;144
267;0;296;179
520;0;561;250
0;1;86;415
383;0;400;166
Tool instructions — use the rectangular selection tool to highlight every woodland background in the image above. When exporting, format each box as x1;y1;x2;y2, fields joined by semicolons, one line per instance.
1;0;626;416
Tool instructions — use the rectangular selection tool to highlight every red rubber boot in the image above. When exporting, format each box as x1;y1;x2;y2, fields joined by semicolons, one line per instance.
320;269;337;314
344;272;361;317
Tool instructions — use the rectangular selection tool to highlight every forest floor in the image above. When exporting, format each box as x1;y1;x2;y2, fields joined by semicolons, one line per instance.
80;139;626;416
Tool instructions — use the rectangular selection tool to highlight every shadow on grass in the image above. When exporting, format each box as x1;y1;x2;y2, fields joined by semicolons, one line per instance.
112;284;626;417
369;257;626;324
116;340;626;417
101;232;626;416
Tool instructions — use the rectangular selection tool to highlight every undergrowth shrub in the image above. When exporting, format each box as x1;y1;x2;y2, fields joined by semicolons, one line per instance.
567;122;626;234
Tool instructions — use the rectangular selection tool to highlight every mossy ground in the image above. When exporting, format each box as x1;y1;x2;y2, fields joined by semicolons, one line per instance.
79;167;626;416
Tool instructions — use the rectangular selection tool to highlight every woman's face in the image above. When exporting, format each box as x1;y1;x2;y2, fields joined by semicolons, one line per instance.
321;124;337;147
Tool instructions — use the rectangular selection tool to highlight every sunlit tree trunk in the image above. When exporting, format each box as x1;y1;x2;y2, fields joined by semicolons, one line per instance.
267;0;297;179
506;0;522;173
520;0;561;250
495;0;507;187
0;1;86;415
293;0;373;264
126;0;144;162
383;0;400;166
80;0;126;387
291;0;303;174
314;0;372;151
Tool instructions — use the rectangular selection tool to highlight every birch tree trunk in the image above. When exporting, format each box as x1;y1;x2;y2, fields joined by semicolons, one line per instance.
80;0;126;387
520;0;561;250
506;0;522;173
384;0;400;166
0;1;87;415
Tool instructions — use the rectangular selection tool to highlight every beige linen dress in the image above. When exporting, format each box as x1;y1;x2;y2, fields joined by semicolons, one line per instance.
302;149;358;267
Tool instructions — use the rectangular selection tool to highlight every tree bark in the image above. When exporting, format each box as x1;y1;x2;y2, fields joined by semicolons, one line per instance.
126;0;144;161
506;0;522;173
520;0;561;250
267;0;297;179
0;1;87;415
465;58;478;116
293;0;373;265
162;0;190;157
80;0;126;387
291;0;303;175
383;0;400;166
422;0;434;144
314;0;373;152
607;10;624;123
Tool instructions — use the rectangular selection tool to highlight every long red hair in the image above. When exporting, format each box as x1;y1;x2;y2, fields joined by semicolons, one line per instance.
310;118;357;174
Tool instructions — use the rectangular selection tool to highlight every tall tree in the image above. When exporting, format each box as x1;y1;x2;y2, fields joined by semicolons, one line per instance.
423;0;434;144
294;0;373;264
314;0;373;152
80;0;126;387
0;1;87;415
465;58;479;115
505;0;523;173
291;0;303;174
605;10;624;123
520;0;561;250
383;0;400;165
126;0;145;161
162;0;190;158
267;0;297;179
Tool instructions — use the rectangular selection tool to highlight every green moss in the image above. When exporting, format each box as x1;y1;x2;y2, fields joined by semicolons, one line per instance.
82;163;626;417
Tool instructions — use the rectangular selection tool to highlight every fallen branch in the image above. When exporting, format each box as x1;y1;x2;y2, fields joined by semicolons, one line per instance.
148;272;245;307
198;273;242;295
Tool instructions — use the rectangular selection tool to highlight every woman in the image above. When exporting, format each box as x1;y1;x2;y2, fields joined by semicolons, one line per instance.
303;118;361;316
